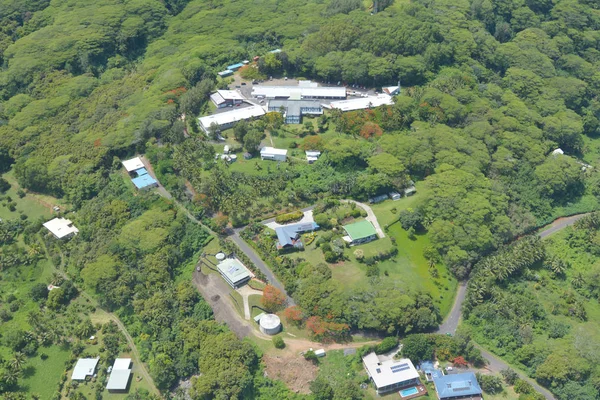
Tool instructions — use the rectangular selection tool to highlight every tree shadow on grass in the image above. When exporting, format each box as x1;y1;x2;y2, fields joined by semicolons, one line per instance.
22;365;36;378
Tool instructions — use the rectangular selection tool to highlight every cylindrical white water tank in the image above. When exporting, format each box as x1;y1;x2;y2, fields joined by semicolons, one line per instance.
259;314;281;335
215;252;226;261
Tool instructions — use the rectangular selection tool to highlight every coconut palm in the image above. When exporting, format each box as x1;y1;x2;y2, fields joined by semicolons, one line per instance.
8;352;26;372
572;272;585;289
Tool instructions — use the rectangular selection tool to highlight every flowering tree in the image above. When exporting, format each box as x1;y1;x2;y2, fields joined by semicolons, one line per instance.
283;306;304;327
261;285;286;312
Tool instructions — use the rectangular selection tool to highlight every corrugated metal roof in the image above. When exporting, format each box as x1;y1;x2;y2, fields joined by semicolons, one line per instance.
343;220;377;241
433;372;482;399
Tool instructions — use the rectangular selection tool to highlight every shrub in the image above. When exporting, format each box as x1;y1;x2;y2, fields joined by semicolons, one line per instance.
375;337;398;354
354;249;364;260
273;336;285;349
304;350;318;363
275;211;303;224
501;368;518;385
16;189;25;198
0;309;12;321
40;353;49;360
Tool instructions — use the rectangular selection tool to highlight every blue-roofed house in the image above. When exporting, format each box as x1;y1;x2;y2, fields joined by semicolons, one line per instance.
433;372;482;400
132;174;158;190
274;221;318;250
419;361;443;382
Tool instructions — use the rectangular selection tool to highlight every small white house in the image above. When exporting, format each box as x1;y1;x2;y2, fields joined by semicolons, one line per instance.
305;150;321;164
43;218;79;239
71;358;100;381
260;147;287;161
121;157;144;172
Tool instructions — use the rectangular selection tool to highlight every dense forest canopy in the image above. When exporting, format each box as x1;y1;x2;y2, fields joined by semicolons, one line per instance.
2;0;600;398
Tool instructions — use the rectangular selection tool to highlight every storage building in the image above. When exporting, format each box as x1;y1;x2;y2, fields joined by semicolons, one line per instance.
218;70;233;78
260;147;288;161
362;353;421;394
227;63;245;71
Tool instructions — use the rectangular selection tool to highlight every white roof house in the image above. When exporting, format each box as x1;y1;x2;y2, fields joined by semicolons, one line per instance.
112;358;131;370
198;105;266;133
552;148;564;155
122;157;144;172
252;85;346;99
260;147;288;161
324;94;394;112
210;90;245;107
306;150;321;163
362;353;420;394
106;358;132;392
43;218;79;239
383;85;400;96
71;358;100;381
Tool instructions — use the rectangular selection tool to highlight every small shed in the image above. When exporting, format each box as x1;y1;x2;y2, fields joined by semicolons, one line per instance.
314;349;326;358
404;187;416;196
389;191;401;201
369;194;388;204
218;70;233;77
259;314;281;335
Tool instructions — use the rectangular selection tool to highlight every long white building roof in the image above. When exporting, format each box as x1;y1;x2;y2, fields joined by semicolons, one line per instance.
260;147;288;156
198;105;266;130
252;85;346;99
324;94;394;112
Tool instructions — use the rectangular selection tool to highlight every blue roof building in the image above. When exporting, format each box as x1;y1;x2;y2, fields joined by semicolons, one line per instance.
433;372;482;400
274;222;318;249
132;174;158;190
227;63;244;71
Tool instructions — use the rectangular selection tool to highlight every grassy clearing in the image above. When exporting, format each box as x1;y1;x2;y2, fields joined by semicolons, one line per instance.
0;170;67;221
18;344;71;398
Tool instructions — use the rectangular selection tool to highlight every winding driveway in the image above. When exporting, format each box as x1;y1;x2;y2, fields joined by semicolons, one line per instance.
437;213;590;400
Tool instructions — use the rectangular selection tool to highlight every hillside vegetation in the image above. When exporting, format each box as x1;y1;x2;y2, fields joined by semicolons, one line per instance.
2;0;600;399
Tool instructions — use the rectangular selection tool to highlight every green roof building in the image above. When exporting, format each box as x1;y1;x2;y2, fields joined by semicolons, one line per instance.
217;258;252;288
343;220;378;245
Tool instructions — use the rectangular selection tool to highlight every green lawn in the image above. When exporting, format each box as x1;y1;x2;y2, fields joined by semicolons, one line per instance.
0;170;67;221
18;344;71;398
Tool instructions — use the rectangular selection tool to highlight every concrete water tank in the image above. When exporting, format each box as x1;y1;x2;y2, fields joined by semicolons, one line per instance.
259;314;281;335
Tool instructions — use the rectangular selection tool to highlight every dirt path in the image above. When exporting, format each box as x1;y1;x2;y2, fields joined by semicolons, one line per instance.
39;237;161;396
341;199;385;238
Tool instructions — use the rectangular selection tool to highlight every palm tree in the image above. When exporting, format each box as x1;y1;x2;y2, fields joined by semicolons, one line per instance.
572;272;585;289
9;352;26;372
3;368;20;386
50;272;64;286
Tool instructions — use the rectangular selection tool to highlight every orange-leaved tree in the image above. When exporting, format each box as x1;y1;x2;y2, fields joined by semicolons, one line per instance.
261;285;286;312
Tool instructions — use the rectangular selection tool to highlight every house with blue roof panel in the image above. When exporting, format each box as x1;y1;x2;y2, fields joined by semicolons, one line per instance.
432;372;482;400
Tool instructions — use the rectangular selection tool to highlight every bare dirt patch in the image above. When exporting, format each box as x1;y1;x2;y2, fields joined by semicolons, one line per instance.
263;354;318;394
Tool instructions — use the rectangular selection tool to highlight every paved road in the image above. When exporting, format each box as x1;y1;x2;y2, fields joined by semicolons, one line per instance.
436;214;592;400
341;199;385;238
230;232;296;306
436;282;467;335
537;213;589;238
476;345;556;400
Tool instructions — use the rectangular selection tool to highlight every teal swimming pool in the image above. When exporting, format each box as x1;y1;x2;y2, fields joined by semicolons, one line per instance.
400;387;419;397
